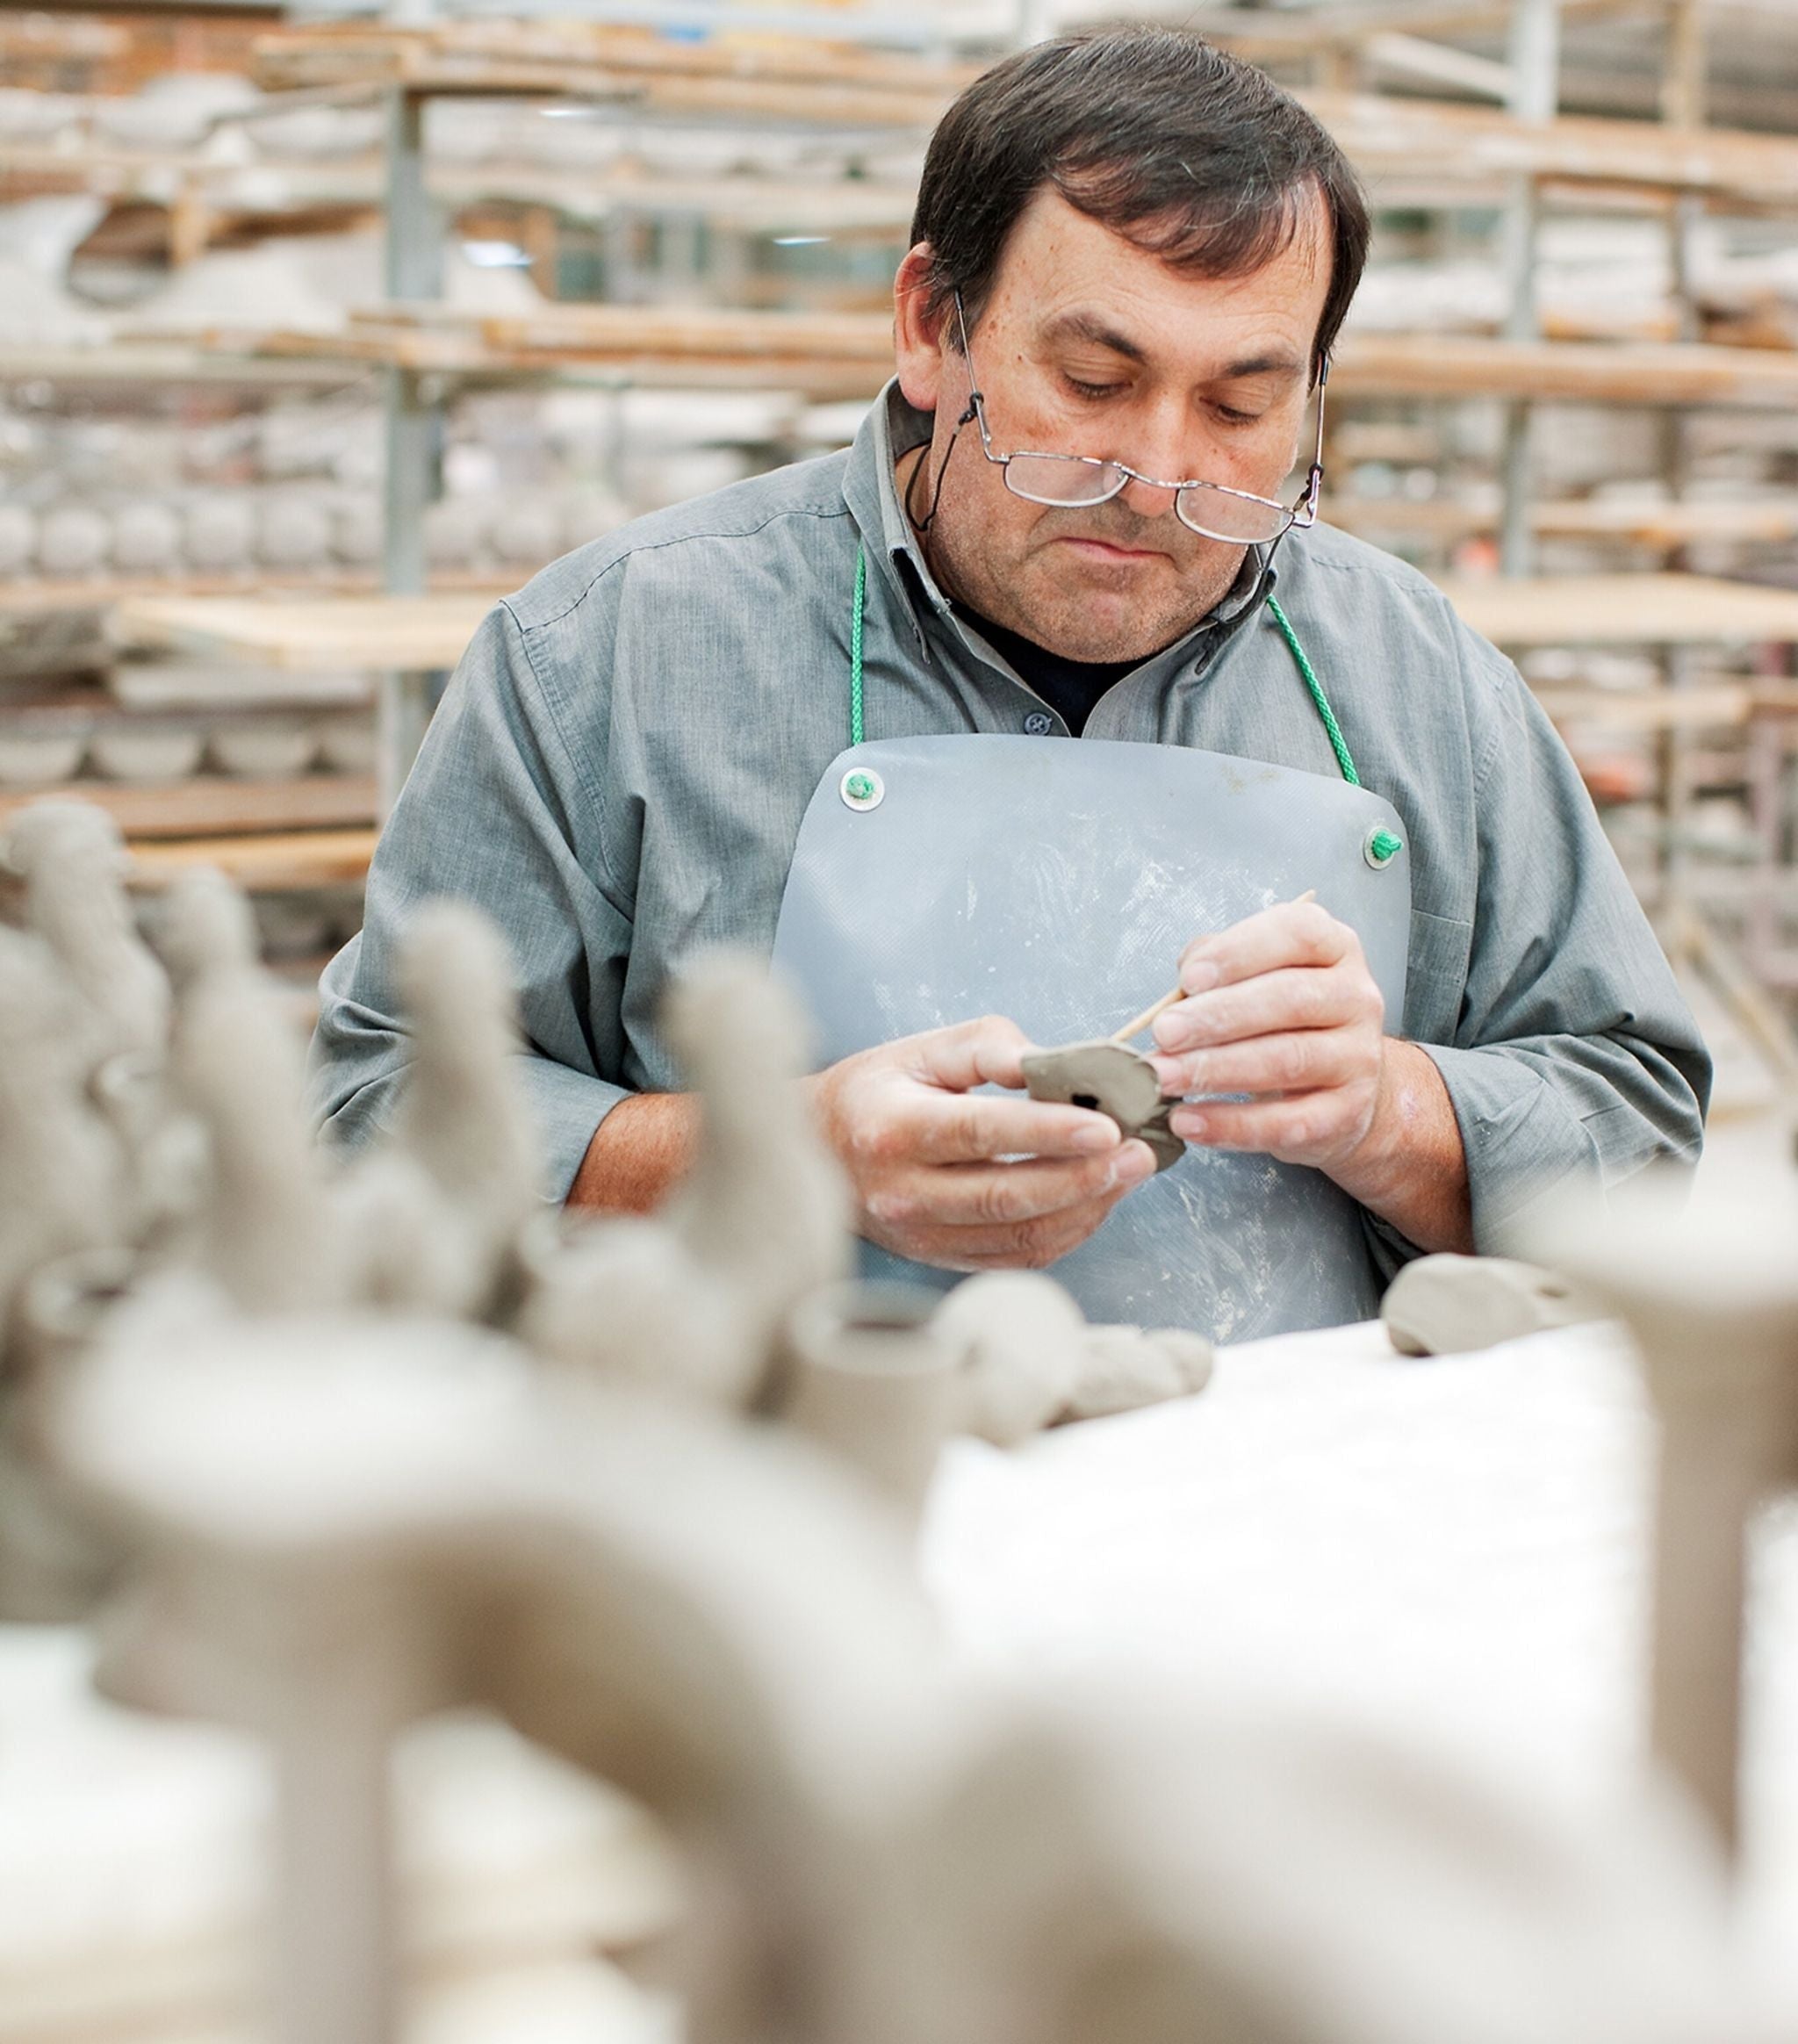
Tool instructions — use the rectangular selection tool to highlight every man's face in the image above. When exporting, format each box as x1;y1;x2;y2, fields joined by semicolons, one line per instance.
894;186;1333;664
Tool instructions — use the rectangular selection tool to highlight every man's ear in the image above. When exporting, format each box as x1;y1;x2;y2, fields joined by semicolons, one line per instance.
893;242;951;414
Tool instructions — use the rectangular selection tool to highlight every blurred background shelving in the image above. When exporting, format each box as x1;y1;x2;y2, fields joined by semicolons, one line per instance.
3;0;1798;1104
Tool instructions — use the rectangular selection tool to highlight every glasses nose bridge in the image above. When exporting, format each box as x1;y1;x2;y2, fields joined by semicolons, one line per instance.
1115;462;1185;516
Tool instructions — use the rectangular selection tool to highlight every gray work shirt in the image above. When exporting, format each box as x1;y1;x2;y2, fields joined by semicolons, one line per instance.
310;380;1710;1249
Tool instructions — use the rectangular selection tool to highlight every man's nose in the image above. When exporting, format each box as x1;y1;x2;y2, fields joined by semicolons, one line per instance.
1117;471;1183;518
1115;409;1197;518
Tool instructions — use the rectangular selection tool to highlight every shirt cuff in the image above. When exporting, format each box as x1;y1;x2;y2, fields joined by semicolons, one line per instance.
1414;1041;1594;1250
516;1054;629;1204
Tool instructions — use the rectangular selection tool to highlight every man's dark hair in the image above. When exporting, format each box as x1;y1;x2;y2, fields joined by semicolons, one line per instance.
910;29;1368;383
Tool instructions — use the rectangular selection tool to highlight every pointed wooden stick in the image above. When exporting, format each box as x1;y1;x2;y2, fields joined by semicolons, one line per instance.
1110;890;1318;1045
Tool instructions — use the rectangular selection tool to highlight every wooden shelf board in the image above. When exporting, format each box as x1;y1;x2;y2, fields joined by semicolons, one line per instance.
0;573;511;619
111;592;494;673
127;826;376;891
251;21;976;117
1302;90;1798;205
362;300;895;358
1327;496;1798;544
1532;682;1781;729
241;324;886;395
0;343;368;390
0;774;375;840
1333;333;1798;407
1434;572;1798;645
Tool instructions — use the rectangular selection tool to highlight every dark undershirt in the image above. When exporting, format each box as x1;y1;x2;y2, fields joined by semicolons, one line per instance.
953;604;1138;737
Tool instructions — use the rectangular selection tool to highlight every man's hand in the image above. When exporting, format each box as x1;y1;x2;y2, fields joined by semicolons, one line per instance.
1147;898;1387;1170
810;1015;1157;1272
1147;899;1472;1253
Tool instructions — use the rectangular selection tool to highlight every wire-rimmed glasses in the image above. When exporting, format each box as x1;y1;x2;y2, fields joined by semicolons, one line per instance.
950;296;1327;546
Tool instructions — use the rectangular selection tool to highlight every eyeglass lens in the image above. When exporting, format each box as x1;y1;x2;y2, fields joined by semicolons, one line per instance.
999;454;1293;543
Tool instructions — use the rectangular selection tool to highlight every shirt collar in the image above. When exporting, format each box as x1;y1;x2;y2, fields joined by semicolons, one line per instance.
842;377;1277;669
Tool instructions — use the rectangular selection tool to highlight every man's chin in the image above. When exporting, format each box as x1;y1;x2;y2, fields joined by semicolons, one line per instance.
1015;588;1193;666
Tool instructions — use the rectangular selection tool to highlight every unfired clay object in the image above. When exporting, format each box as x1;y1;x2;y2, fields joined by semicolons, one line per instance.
387;899;543;1320
0;928;124;1358
932;1270;1214;1447
489;499;564;569
424;497;487;570
5;801;170;1067
89;723;206;785
111;500;183;576
0;504;37;576
1021;1040;1182;1172
161;868;342;1314
256;494;334;571
207;719;319;780
1533;1193;1798;1857
524;952;850;1408
43;1284;1763;2044
1382;1254;1600;1357
0;730;84;788
314;714;376;776
331;498;384;567
36;506;110;579
780;1281;957;1517
184;497;255;572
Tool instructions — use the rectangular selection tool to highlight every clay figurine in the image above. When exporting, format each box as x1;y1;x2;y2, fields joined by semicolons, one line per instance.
933;1271;1214;1447
1021;1040;1183;1172
1382;1254;1600;1357
1529;1190;1798;1856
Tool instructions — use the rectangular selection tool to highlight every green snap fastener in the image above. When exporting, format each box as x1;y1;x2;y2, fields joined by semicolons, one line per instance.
840;767;884;812
1364;825;1404;870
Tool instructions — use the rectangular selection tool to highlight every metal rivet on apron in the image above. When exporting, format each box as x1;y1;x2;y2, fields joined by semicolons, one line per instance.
1363;824;1405;870
840;767;884;812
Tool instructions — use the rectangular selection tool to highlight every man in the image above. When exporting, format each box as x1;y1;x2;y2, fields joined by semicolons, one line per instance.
311;30;1708;1340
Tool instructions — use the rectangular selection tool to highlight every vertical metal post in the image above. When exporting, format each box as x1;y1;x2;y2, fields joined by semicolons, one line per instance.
1498;0;1559;579
379;86;442;817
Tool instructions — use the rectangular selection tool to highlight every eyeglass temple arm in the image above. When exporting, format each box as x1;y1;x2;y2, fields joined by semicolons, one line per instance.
1294;351;1332;518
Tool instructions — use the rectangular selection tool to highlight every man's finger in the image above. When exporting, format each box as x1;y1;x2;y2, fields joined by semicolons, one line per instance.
900;1013;1032;1092
873;1142;1154;1228
1170;1090;1370;1159
909;1090;1123;1165
907;1186;1138;1272
1176;901;1352;994
1152;1024;1376;1105
1152;966;1376;1056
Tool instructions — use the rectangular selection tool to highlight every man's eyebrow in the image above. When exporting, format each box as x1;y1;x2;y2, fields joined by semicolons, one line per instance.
1037;314;1305;383
1218;351;1306;380
1039;310;1147;361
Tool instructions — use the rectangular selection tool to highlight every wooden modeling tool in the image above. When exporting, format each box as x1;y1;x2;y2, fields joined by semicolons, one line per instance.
1107;891;1317;1045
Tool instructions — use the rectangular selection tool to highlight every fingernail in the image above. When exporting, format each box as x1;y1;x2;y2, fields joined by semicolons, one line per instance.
1108;1147;1154;1188
1181;959;1220;995
1151;1011;1185;1051
1171;1107;1205;1141
1148;1056;1183;1093
1071;1119;1118;1152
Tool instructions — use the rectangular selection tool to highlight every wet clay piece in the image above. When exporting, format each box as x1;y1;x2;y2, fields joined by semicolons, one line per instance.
1021;1040;1183;1172
1383;1254;1599;1358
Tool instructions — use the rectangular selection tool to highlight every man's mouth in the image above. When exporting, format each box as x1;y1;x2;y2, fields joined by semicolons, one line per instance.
1055;535;1167;564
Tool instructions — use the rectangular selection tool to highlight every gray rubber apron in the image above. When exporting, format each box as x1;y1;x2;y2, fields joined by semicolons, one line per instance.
772;574;1411;1342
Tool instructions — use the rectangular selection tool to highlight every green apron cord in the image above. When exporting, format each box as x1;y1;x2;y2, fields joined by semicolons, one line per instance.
1263;593;1357;786
847;545;1402;859
849;543;867;749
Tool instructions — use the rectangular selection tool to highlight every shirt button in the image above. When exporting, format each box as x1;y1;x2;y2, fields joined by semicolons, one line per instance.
1023;712;1054;736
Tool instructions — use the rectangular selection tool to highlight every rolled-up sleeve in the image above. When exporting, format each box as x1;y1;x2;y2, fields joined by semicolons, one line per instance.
307;598;632;1200
1417;637;1710;1245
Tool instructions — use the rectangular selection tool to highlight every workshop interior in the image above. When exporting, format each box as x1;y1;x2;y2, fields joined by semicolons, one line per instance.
5;1;1798;2040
